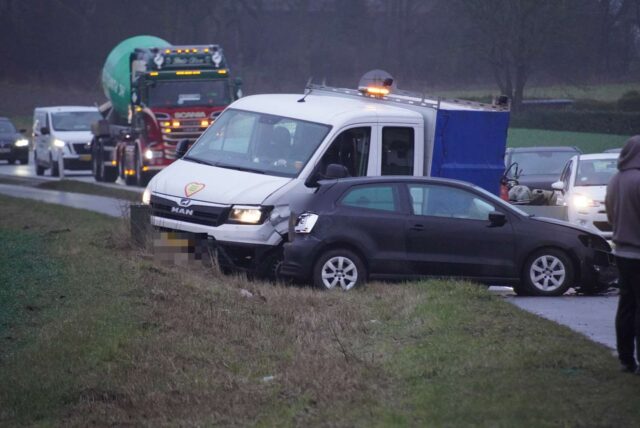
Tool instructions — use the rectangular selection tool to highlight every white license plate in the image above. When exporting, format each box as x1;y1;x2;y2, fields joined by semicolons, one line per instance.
79;154;92;161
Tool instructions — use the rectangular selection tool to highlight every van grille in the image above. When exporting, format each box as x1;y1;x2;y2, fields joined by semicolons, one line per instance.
150;195;229;227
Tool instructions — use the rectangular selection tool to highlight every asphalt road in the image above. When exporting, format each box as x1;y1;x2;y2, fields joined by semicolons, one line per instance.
0;153;621;355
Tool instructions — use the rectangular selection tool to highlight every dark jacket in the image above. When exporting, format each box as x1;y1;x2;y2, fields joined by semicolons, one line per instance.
606;136;640;258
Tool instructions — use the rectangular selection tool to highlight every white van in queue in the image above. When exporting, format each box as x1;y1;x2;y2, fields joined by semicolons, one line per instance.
142;73;510;275
33;106;102;176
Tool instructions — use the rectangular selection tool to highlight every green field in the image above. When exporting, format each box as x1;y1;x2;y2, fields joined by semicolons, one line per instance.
508;128;630;153
2;195;640;426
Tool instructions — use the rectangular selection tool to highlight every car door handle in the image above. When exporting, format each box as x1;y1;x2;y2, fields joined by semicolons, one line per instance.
410;224;425;231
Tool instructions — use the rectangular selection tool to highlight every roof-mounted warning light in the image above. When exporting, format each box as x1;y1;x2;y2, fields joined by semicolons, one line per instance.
358;69;396;98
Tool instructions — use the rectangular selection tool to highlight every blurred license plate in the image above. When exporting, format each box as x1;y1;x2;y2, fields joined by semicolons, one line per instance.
0;148;10;153
79;154;92;161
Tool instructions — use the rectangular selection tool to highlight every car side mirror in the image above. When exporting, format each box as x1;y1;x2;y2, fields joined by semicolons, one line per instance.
40;126;50;135
551;181;565;191
325;163;349;179
19;128;26;134
488;211;507;227
175;139;191;159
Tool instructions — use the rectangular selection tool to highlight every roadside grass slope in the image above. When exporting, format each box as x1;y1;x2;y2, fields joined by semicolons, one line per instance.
507;128;630;153
1;195;640;426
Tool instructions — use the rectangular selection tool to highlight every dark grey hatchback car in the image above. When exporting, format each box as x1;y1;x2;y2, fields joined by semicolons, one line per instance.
281;176;613;296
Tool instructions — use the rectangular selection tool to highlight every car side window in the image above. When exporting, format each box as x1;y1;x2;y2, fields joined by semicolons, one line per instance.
341;185;397;212
562;160;573;189
408;184;495;220
381;127;414;176
318;127;370;177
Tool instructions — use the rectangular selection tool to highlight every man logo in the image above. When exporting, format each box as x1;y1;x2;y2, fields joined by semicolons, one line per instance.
179;198;192;207
171;207;194;216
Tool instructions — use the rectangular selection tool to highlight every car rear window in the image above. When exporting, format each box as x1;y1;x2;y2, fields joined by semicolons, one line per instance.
341;185;397;212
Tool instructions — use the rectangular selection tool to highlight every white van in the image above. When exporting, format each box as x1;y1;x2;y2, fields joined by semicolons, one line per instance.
33;106;102;176
143;79;510;275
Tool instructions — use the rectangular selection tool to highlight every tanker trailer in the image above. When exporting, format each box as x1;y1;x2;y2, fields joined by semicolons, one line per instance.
91;35;241;185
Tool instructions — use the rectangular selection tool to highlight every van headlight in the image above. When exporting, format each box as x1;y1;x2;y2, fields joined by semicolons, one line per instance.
294;212;319;234
53;139;66;148
142;187;151;205
227;205;269;225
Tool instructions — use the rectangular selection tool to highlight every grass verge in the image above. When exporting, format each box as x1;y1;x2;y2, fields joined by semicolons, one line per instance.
1;195;639;426
508;128;630;153
0;176;141;202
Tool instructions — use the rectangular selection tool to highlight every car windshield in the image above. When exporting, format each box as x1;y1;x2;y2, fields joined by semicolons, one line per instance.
51;111;101;131
0;120;16;133
147;80;231;108
510;150;577;176
575;158;618;186
186;109;331;178
472;184;530;217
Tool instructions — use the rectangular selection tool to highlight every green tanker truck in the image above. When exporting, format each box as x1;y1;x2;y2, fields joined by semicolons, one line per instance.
91;35;241;185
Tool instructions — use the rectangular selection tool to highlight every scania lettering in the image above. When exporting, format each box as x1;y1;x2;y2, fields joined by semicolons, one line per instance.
144;71;510;276
91;35;241;186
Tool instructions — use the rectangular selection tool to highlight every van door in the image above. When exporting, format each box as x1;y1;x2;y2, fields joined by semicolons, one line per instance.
376;124;424;176
314;126;376;177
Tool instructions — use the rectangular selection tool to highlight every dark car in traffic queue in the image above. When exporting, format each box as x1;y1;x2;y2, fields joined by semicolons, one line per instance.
504;146;581;191
0;117;29;164
280;173;613;296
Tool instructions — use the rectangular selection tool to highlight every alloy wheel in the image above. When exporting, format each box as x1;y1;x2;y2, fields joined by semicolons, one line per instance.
320;256;358;290
529;255;566;292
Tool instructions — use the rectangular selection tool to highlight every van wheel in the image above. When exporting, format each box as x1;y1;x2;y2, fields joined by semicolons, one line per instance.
35;152;45;176
313;249;366;291
521;248;574;296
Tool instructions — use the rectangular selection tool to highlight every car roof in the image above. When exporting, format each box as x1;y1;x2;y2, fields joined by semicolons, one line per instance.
230;94;423;125
506;146;580;153
34;106;99;113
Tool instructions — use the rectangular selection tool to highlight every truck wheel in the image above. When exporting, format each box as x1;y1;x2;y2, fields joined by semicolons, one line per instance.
313;248;366;291
51;155;60;177
124;149;137;186
135;148;150;187
521;248;574;296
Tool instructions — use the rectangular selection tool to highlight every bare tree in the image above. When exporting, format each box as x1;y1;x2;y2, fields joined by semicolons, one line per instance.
458;0;569;111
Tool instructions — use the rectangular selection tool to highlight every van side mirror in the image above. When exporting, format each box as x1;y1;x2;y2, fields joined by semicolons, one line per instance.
175;139;191;159
40;127;50;135
551;181;565;191
325;163;349;179
488;211;507;227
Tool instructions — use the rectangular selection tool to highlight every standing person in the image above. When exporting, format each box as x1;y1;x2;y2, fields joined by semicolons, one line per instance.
606;135;640;373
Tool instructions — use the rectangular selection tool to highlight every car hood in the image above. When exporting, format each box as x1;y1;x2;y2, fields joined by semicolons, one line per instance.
572;186;607;202
53;131;93;142
151;159;291;205
530;215;596;234
517;174;560;191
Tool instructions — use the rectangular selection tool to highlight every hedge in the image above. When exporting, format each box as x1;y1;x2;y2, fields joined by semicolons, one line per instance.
509;111;640;135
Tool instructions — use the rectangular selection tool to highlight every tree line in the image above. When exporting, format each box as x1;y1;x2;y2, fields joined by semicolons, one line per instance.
1;0;639;110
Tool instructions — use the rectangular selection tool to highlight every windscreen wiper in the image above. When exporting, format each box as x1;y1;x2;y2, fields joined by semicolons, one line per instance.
183;156;215;166
213;163;265;174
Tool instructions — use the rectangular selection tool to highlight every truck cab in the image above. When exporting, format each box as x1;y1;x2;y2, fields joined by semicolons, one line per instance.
144;76;510;274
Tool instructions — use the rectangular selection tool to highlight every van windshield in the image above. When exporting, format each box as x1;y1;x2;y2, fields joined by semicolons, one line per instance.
51;111;101;132
186;109;331;178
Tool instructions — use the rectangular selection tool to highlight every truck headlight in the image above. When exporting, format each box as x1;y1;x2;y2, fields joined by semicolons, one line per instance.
142;187;151;205
294;212;319;234
14;139;29;147
53;139;66;148
227;205;268;225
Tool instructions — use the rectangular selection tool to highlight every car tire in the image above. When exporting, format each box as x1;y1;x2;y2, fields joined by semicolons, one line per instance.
19;157;28;165
521;248;574;296
313;248;366;291
7;158;15;165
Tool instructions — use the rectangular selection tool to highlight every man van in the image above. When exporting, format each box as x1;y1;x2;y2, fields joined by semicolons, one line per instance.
142;73;510;275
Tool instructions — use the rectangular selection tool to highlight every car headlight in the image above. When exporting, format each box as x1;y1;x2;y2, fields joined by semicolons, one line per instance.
14;139;28;147
294;212;319;234
53;139;66;148
227;205;269;225
572;194;598;210
142;187;151;205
